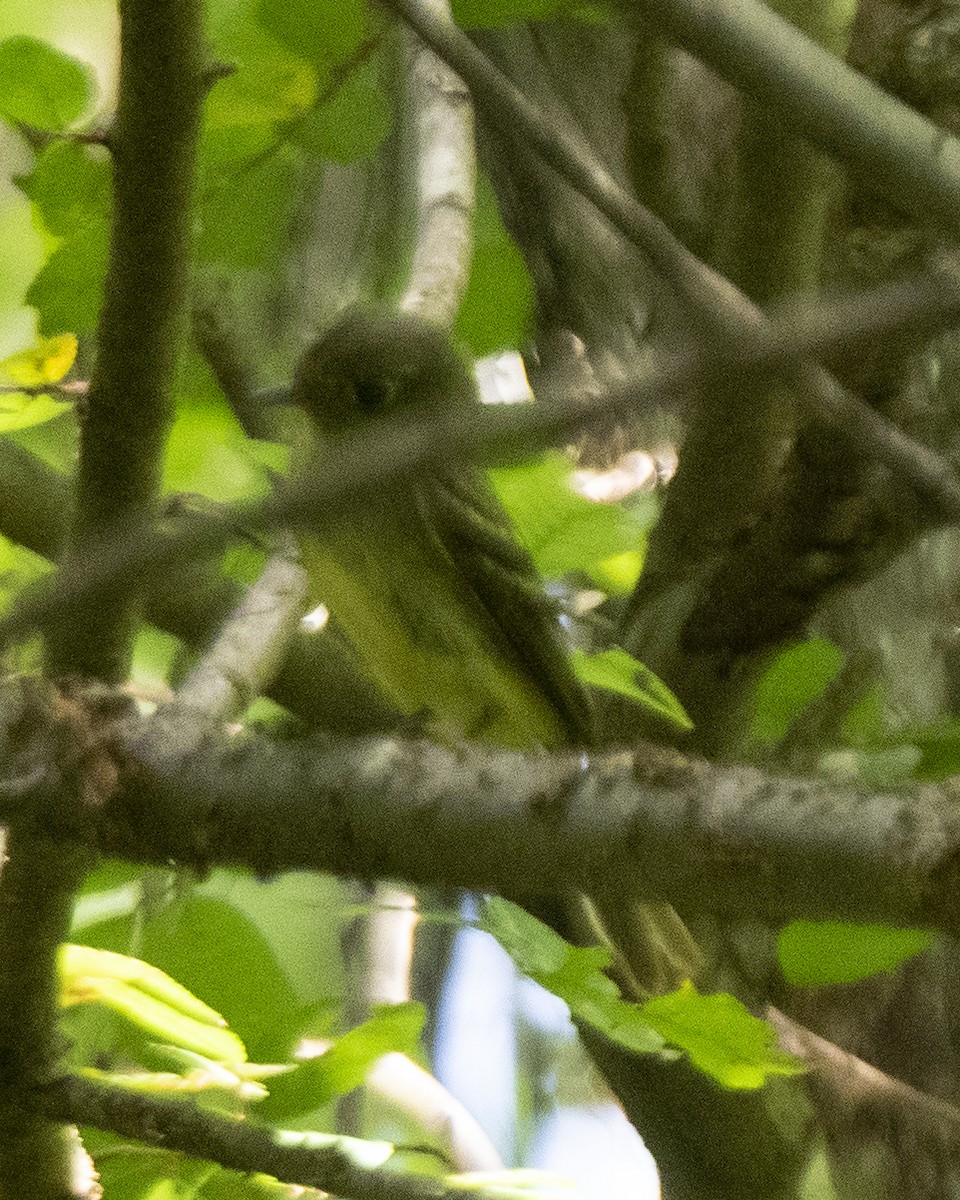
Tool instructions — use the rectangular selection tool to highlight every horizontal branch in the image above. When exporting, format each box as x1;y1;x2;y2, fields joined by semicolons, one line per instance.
2;262;960;656
5;686;957;937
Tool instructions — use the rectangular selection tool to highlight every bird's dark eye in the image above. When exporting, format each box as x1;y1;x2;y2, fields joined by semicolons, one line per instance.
355;379;387;412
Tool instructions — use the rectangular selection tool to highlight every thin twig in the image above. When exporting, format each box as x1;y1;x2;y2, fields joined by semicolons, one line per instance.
174;542;307;721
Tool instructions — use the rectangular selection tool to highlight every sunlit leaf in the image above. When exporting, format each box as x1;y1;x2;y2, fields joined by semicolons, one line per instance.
205;53;316;129
81;1054;267;1103
640;981;803;1090
60;945;248;1063
0;391;72;431
484;899;801;1088
0;333;76;384
778;921;932;987
593;549;643;593
572;647;692;729
0;36;95;131
273;1127;395;1168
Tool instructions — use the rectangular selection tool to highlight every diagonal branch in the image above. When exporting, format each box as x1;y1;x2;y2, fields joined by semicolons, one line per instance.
30;1073;509;1200
621;0;960;239
376;0;960;527
1;261;959;657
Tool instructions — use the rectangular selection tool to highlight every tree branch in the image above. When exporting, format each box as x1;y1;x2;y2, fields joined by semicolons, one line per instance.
46;0;205;682
0;4;206;1195
376;0;960;527
174;543;306;721
397;0;475;324
30;1073;507;1200
0;691;948;939
620;0;960;240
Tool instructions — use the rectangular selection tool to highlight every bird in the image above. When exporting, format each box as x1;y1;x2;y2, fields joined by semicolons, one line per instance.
290;306;592;752
290;306;699;998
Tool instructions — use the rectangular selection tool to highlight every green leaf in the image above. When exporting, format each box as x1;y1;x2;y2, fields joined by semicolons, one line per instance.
25;220;109;334
484;899;801;1088
0;36;95;131
16;141;111;333
640;981;803;1090
778;921;932;987
292;54;392;163
260;1002;425;1119
164;396;273;500
572;647;693;729
490;452;648;584
899;720;960;781
205;50;316;129
456;172;533;355
139;893;303;1062
16;140;112;236
482;899;668;1058
256;0;369;68
196;143;301;270
750;636;844;747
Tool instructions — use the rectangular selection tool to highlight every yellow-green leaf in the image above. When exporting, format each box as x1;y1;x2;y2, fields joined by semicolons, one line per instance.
640;981;803;1089
60;944;247;1064
571;647;693;729
0;333;77;385
0;392;72;432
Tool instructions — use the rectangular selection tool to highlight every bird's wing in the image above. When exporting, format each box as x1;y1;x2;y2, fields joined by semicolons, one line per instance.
420;466;593;747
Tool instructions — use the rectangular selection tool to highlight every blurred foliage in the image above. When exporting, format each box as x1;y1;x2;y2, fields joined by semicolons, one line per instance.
491;452;652;585
749;636;844;749
778;921;933;988
483;899;802;1089
0;35;95;130
457;171;535;355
